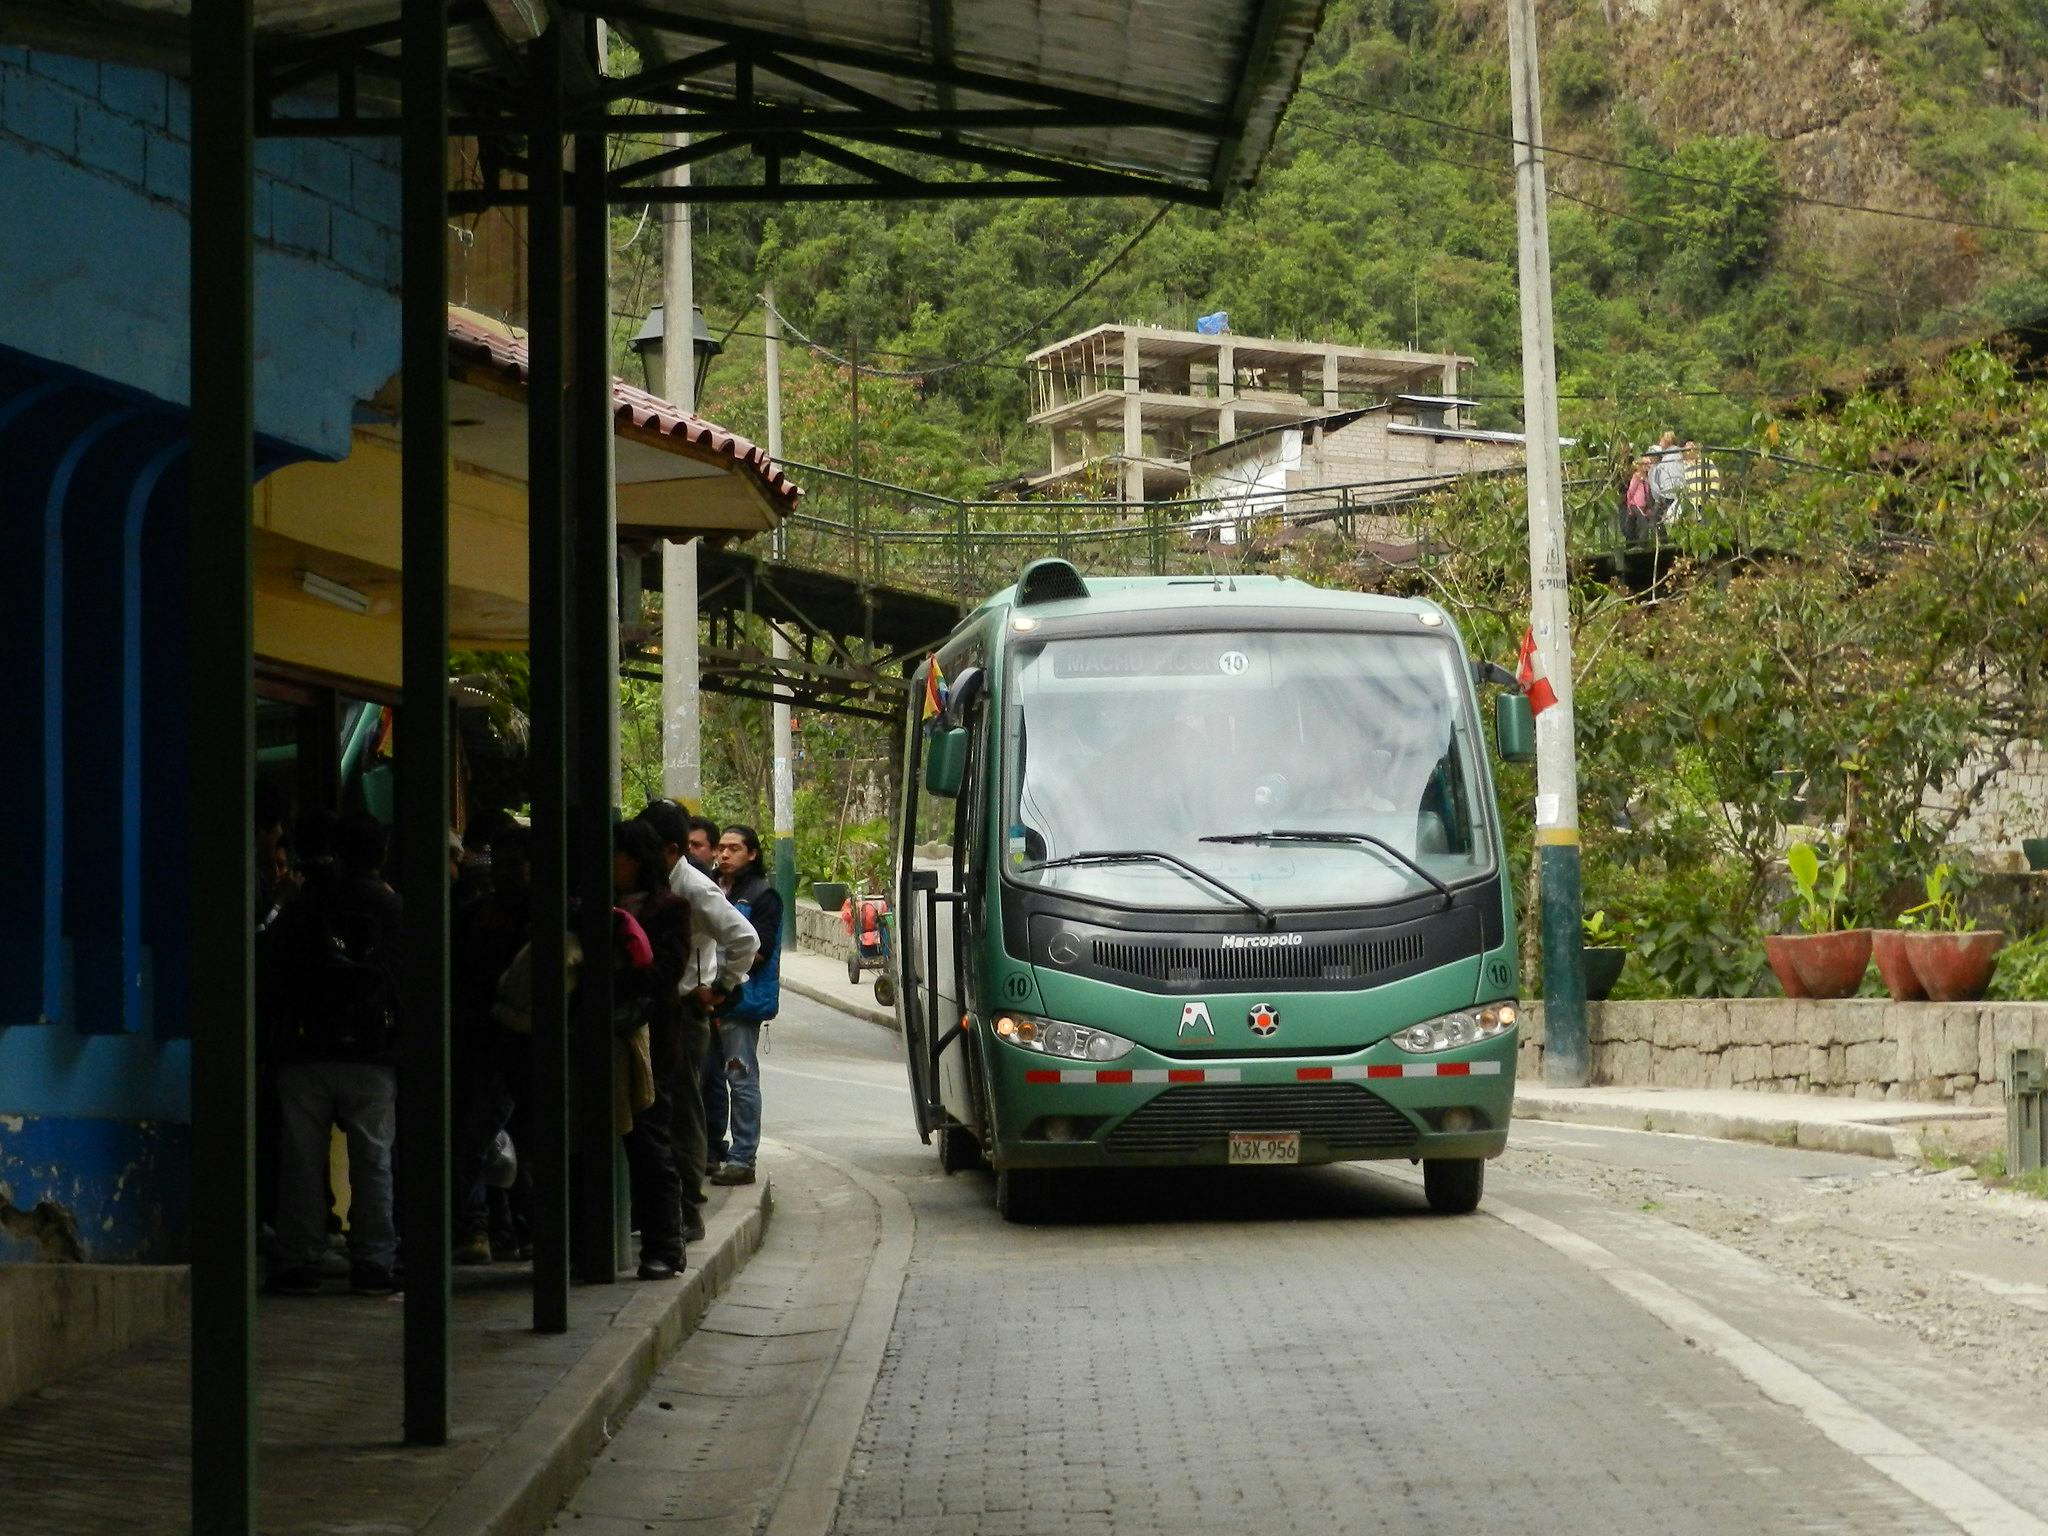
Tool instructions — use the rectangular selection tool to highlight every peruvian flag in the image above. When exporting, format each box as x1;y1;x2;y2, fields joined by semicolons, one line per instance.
1517;626;1558;717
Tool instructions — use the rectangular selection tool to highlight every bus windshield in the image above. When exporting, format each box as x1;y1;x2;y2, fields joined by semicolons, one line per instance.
1003;627;1494;912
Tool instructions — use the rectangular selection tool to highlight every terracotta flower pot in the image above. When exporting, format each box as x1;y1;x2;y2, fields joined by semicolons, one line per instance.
1779;929;1873;1000
1901;930;2005;1002
1764;935;1808;998
1869;930;1926;1002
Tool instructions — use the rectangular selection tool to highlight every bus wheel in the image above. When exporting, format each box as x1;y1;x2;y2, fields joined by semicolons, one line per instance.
937;1125;982;1174
1422;1158;1484;1214
996;1167;1051;1224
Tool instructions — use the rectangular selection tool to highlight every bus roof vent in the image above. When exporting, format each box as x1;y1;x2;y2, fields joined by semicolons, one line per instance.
1016;558;1089;607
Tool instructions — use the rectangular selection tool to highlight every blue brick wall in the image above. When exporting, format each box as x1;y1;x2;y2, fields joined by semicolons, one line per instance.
0;45;402;457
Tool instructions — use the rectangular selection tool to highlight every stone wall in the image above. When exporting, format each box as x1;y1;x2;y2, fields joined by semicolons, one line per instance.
796;902;851;959
1518;999;2048;1106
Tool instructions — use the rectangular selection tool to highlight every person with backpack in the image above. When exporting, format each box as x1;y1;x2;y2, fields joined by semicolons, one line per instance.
613;818;696;1279
449;823;534;1265
267;813;404;1297
708;825;782;1188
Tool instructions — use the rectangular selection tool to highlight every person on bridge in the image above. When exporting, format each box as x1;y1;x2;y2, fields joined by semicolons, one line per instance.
709;825;782;1188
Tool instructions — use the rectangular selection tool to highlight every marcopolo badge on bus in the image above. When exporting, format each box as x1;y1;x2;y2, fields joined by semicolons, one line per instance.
1178;1001;1215;1037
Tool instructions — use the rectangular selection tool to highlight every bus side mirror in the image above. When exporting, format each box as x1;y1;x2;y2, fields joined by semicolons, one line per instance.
924;728;968;798
1495;694;1536;764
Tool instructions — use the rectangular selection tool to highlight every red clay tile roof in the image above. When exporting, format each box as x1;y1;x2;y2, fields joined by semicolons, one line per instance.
446;309;800;515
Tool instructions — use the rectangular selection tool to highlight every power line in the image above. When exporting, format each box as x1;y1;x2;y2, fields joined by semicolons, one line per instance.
758;203;1172;380
1298;83;2048;237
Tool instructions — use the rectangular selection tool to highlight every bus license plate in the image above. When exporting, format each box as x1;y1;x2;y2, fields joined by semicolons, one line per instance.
1228;1131;1299;1165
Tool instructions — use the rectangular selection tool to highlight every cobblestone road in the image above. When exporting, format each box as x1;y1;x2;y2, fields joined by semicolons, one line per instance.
578;994;2047;1536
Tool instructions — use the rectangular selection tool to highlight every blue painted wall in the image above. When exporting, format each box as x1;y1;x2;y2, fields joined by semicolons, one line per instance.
0;48;403;1260
0;46;401;457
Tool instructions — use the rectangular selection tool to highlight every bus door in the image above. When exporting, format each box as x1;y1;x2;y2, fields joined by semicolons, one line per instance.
895;661;985;1140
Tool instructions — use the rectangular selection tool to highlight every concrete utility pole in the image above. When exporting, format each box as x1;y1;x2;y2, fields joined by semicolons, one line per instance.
1506;0;1589;1084
659;132;702;808
765;286;798;945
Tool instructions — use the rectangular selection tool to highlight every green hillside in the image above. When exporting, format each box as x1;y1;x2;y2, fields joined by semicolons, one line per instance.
659;0;2048;484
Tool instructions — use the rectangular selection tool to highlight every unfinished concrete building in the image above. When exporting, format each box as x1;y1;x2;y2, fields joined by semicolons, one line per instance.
1026;322;1470;502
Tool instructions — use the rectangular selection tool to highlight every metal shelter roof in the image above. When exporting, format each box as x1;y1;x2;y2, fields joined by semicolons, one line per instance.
5;0;1325;204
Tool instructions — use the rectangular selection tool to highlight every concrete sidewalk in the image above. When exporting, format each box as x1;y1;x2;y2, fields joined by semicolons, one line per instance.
0;1178;770;1536
1514;1082;2005;1160
781;946;898;1032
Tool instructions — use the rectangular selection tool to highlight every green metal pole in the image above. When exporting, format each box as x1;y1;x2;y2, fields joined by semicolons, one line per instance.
189;1;256;1527
399;0;453;1443
526;20;572;1335
570;99;619;1285
1508;0;1588;1083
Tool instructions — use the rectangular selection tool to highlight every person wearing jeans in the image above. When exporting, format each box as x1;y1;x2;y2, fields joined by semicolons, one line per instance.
636;801;758;1239
266;813;404;1296
710;825;782;1185
274;1060;399;1287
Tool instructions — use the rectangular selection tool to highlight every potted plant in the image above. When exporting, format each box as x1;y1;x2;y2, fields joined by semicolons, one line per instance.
1897;863;2005;1001
2023;837;2048;873
1767;843;1871;999
811;879;851;914
1869;924;1926;1002
1580;909;1631;1002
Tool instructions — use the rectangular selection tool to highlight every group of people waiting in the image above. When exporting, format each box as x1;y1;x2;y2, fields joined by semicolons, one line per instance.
252;795;783;1295
1622;432;1722;543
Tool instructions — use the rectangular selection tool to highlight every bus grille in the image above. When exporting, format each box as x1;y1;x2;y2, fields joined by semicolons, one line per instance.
1090;932;1425;985
1104;1084;1419;1157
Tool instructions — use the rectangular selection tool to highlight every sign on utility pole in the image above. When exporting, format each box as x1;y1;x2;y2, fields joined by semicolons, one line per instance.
1506;0;1589;1084
660;133;701;809
765;286;797;945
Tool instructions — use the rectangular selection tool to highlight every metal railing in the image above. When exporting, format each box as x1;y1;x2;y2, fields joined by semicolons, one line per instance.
761;447;1862;603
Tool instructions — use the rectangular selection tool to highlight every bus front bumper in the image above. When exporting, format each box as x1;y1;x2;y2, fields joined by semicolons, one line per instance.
986;1031;1518;1171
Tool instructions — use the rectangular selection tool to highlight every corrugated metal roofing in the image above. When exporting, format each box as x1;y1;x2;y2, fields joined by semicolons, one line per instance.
613;0;1324;196
14;0;1322;201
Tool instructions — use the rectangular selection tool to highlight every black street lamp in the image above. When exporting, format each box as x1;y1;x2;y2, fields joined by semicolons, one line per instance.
628;304;722;406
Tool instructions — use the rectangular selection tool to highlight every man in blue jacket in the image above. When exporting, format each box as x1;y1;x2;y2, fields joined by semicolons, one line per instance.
709;824;782;1186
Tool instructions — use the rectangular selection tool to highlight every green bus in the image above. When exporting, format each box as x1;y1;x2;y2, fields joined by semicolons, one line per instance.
894;560;1535;1223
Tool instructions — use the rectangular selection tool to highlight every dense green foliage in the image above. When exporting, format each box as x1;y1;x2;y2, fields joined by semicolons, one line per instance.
603;0;2048;492
591;3;2048;986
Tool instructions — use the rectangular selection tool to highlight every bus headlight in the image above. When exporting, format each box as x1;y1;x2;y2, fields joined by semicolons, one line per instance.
993;1013;1136;1063
1390;1002;1517;1054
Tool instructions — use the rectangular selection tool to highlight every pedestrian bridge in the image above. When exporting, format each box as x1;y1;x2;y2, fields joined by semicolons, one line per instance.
674;444;1831;720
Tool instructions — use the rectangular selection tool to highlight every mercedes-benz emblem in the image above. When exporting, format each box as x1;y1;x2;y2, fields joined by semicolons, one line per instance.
1047;931;1083;965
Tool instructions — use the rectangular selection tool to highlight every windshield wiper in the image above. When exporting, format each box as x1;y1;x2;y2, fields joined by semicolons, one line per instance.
1018;848;1275;928
1197;829;1456;910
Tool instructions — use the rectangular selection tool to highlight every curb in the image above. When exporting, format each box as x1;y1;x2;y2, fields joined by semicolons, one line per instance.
783;973;899;1034
1511;1095;1920;1160
419;1175;774;1536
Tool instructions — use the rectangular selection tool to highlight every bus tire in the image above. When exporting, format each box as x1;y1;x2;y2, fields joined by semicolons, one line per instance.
1422;1157;1484;1214
996;1167;1051;1224
937;1124;982;1174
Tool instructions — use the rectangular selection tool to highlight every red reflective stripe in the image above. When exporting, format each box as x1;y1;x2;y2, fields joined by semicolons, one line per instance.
1095;1070;1133;1084
1296;1067;1334;1081
1025;1070;1059;1085
1438;1062;1470;1076
1167;1069;1205;1083
1366;1064;1403;1078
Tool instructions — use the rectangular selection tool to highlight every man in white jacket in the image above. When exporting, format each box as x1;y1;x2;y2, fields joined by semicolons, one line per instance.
638;801;758;1242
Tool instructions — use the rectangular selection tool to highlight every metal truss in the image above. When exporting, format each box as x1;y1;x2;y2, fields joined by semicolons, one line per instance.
247;3;1224;206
